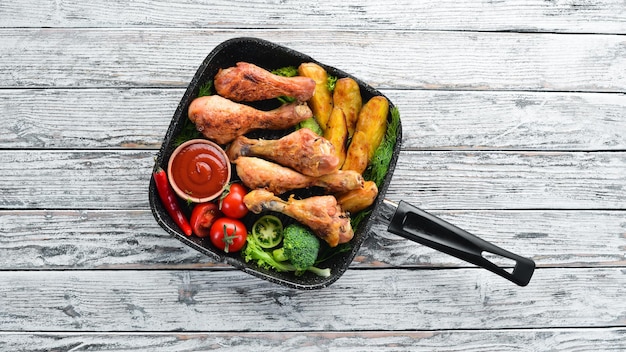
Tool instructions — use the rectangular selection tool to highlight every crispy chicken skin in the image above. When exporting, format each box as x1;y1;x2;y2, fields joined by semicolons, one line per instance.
214;62;316;102
188;95;312;145
225;128;340;177
244;189;353;247
233;157;363;195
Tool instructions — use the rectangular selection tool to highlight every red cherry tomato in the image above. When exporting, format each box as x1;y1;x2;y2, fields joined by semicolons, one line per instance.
220;183;249;219
190;202;221;237
209;218;247;253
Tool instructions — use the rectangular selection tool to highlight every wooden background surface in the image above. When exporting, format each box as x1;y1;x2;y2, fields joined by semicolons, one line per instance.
1;1;625;350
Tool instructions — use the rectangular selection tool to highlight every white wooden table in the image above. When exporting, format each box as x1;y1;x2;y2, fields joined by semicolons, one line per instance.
1;1;625;350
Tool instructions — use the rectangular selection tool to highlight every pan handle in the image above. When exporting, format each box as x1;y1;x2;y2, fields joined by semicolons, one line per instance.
384;200;535;286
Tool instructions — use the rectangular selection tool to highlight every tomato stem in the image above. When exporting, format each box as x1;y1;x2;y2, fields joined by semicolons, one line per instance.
222;224;238;253
218;182;233;209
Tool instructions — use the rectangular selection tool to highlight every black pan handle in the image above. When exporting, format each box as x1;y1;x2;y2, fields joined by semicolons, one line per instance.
384;200;535;286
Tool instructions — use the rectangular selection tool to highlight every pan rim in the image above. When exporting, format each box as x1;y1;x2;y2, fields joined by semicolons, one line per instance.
148;36;403;290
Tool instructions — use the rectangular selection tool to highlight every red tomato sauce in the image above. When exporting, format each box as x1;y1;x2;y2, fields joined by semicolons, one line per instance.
170;142;229;200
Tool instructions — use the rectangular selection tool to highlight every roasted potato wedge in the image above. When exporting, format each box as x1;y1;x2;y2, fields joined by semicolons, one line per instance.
323;107;348;168
337;180;379;214
354;96;389;161
298;63;333;131
333;78;362;138
341;130;369;174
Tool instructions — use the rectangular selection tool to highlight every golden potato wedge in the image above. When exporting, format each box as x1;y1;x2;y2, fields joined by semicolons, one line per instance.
354;96;389;161
336;180;379;214
298;63;333;130
341;130;369;174
333;77;362;138
324;107;348;168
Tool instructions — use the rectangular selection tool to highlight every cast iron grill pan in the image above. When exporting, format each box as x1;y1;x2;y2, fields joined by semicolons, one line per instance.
149;37;535;289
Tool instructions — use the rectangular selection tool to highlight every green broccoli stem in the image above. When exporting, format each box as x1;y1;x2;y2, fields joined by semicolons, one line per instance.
243;237;295;272
273;248;329;277
272;248;289;262
306;266;331;278
254;248;295;272
272;248;330;277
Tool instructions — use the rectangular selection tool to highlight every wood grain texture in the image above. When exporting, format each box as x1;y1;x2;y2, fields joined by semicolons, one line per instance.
386;150;626;210
1;30;625;92
1;150;624;210
0;210;207;269
0;89;177;149
0;268;623;331
0;150;153;209
1;0;624;346
2;88;624;151
393;90;626;151
0;210;624;270
1;0;625;34
1;328;625;351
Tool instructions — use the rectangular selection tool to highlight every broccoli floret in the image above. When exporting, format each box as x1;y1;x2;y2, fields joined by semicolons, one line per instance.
274;224;319;270
295;117;323;136
327;74;338;92
271;66;298;77
272;224;331;277
271;66;299;104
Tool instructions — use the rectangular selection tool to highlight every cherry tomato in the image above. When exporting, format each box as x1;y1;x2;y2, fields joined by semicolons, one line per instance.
209;218;247;253
190;202;221;237
220;183;249;219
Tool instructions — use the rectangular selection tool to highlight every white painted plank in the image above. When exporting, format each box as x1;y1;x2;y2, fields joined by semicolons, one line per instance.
0;210;208;269
395;90;626;151
1;328;625;351
0;150;154;209
0;89;177;149
1;30;625;92
0;268;623;331
1;0;625;34
1;89;625;151
2;150;624;210
385;151;626;210
0;210;623;269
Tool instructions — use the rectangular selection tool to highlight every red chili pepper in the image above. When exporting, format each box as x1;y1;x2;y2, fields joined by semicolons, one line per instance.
153;167;192;236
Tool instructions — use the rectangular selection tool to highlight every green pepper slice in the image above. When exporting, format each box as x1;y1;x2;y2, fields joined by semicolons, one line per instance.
251;215;283;249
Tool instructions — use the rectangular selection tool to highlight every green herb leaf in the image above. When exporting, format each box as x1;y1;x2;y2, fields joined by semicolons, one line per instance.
363;106;400;187
315;243;352;265
350;209;372;231
198;81;214;97
174;118;202;147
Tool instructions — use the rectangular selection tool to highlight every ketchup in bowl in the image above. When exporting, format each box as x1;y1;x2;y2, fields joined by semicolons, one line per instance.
167;139;231;203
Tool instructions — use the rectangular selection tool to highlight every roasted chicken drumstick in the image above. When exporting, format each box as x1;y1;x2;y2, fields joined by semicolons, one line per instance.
215;62;316;102
188;95;312;144
234;157;363;195
244;189;353;247
226;128;340;177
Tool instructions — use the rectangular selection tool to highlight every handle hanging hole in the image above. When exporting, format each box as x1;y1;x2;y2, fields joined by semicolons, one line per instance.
481;251;517;274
